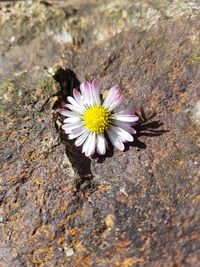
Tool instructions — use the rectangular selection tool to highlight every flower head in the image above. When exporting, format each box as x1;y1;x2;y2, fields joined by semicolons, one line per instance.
58;80;139;157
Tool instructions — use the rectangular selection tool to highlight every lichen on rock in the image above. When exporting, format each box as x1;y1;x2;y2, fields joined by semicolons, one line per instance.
0;0;200;266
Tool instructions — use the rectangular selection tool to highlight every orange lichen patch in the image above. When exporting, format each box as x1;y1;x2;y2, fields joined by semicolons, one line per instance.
97;184;111;192
105;214;115;229
114;257;143;267
168;62;185;80
115;240;132;248
117;193;128;203
3;174;17;183
31;247;54;264
120;232;126;239
42;226;55;240
74;243;87;254
74;255;92;267
61;200;68;213
157;192;167;202
69;227;83;236
5;130;18;137
31;224;55;241
192;194;200;203
32;179;45;185
57;237;65;244
19;135;32;144
27;150;44;161
67;210;84;221
50;208;57;216
172;103;182;114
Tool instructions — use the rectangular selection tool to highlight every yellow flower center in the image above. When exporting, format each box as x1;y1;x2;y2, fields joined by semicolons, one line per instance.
83;105;112;133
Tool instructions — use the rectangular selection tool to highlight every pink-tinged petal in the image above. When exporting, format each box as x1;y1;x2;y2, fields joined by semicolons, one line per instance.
106;129;125;151
91;80;100;105
104;85;120;103
103;85;122;109
75;129;90;147
64;104;72;109
91;80;98;90
110;125;133;142
96;133;106;155
73;88;82;105
80;81;90;94
80;81;94;106
108;95;124;111
58;108;71;117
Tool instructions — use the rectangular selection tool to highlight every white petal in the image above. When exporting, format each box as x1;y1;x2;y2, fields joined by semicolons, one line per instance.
62;122;83;133
59;109;80;119
110;125;133;142
63;116;82;123
75;129;90;147
96;133;106;155
64;104;85;114
112;120;137;134
113;114;139;122
106;129;125;151
82;132;96;157
63;117;81;123
68;126;86;140
67;96;85;113
116;108;137;115
58;109;80;118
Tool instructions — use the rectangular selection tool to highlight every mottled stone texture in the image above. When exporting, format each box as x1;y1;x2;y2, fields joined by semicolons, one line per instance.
0;0;200;266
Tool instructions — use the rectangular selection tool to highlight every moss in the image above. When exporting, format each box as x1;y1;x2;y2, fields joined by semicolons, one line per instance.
188;51;200;65
39;77;54;93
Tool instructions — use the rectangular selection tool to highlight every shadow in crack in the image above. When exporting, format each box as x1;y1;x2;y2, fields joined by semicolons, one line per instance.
53;68;80;103
53;67;96;194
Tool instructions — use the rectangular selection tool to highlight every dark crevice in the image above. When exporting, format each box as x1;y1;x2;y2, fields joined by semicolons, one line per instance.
53;67;95;194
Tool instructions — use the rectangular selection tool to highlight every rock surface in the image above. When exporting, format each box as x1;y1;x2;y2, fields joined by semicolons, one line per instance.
0;0;200;266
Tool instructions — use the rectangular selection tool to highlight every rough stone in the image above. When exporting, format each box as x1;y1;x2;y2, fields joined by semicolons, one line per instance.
0;0;200;266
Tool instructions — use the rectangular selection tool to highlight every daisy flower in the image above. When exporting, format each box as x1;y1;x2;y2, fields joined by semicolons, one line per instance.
58;80;139;157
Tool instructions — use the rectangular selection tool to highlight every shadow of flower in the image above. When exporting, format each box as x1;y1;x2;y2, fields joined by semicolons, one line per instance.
95;107;169;162
127;106;170;150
